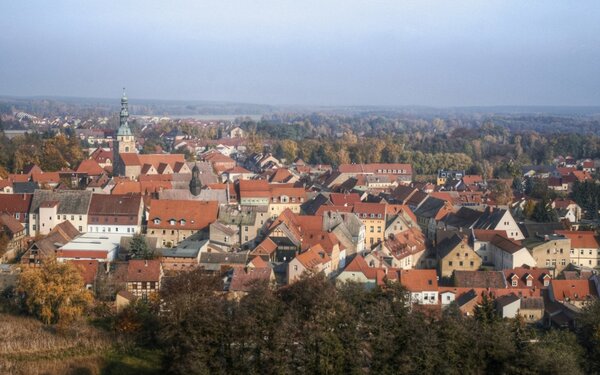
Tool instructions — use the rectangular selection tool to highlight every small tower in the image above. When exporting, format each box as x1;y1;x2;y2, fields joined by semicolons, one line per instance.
113;89;136;176
189;163;202;196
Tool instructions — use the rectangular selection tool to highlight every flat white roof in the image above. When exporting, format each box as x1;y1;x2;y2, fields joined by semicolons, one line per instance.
59;233;129;251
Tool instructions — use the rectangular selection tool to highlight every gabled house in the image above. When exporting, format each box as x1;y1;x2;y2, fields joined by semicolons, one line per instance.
353;202;387;247
287;244;332;284
0;214;26;261
489;234;536;270
336;254;389;289
473;207;524;240
376;227;427;269
29;190;93;235
87;194;143;234
126;260;163;299
549;279;598;308
400;269;438;305
147;199;219;247
413;197;453;240
436;234;482;278
21;221;80;266
555;230;600;269
503;267;551;294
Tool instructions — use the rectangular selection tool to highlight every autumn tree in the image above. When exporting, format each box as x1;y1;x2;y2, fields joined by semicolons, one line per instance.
490;180;513;206
17;259;92;324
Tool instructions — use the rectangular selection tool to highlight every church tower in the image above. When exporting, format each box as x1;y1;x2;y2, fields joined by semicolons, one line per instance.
189;163;203;196
113;89;136;176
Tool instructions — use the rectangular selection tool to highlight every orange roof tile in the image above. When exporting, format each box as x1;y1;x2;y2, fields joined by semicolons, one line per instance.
76;159;105;175
148;199;218;230
551;279;598;301
400;269;438;291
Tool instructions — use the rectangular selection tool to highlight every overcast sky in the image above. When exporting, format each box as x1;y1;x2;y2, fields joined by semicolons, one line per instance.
1;1;599;106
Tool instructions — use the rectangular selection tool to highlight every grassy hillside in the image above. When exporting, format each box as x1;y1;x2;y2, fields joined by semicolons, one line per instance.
0;314;162;375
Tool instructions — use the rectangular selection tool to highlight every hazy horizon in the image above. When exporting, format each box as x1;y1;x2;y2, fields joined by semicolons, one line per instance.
2;1;600;107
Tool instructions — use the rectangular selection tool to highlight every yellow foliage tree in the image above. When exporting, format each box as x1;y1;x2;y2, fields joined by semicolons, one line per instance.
17;259;93;324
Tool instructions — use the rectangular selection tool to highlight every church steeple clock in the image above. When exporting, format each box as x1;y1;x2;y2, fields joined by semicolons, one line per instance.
113;88;136;177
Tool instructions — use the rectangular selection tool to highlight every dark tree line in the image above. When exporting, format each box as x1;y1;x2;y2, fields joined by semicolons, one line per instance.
115;270;600;375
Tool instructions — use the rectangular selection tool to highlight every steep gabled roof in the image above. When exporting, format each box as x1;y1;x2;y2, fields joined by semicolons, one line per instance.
30;190;92;214
127;260;162;282
400;269;438;292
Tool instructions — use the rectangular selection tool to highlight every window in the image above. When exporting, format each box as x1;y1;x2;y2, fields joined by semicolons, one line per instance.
470;261;474;266
15;213;20;219
526;279;532;287
78;226;82;231
459;261;463;266
561;259;566;266
511;279;518;287
71;215;74;220
293;265;298;271
448;261;453;266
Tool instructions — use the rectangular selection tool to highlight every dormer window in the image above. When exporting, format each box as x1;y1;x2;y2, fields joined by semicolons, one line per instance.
153;218;161;225
180;219;186;225
512;279;518;287
169;219;176;225
526;279;532;287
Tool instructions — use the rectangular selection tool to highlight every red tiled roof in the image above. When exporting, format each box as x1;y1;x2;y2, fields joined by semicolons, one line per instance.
76;159;105;175
296;244;331;269
270;168;293;183
353;202;386;217
127;260;162;282
0;213;24;234
90;148;113;163
229;266;272;292
386;204;417;223
0;194;32;216
462;175;483;185
226;166;252;174
555;230;600;249
248;256;268;268
472;229;509;242
148;199;218;230
69;260;99;286
343;255;380;280
330;193;361;206
138;154;185;168
8;174;30;183
315;205;353;216
31;172;60;184
89;194;142;216
250;238;278;256
551;279;598;302
400;269;438;291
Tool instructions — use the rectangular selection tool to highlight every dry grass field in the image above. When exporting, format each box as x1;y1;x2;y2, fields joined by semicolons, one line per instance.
0;313;112;375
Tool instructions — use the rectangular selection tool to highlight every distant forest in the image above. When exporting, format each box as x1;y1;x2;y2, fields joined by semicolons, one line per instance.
240;114;600;176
